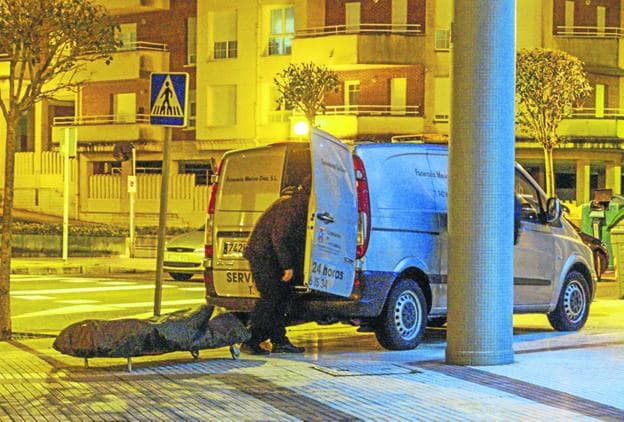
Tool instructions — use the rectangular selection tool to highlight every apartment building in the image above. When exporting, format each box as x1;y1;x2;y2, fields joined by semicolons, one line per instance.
3;0;624;225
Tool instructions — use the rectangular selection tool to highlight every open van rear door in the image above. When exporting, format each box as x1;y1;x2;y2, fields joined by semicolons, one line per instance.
304;129;358;298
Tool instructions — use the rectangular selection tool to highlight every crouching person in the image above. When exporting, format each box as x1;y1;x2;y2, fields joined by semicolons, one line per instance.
241;177;311;355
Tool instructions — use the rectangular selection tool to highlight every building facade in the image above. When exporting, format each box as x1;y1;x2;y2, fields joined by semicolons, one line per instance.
2;0;624;226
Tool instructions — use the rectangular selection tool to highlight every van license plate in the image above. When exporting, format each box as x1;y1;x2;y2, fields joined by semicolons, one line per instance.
222;241;246;257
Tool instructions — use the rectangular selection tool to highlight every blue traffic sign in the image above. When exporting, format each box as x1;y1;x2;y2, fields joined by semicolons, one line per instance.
150;72;189;127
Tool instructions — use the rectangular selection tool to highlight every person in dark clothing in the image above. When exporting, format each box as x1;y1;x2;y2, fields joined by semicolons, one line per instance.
242;177;311;355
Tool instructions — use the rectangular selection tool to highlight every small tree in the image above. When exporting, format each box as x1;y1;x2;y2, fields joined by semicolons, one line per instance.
0;0;118;340
516;48;592;197
274;62;339;127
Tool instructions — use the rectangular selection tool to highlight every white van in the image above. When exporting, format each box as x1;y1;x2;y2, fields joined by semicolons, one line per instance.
204;129;596;350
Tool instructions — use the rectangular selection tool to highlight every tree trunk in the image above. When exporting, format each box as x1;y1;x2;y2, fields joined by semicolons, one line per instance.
0;117;18;341
543;146;555;198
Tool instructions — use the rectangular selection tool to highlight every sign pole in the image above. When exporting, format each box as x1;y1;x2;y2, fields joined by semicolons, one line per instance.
129;147;136;258
62;137;70;261
61;128;75;261
154;127;172;316
149;71;189;316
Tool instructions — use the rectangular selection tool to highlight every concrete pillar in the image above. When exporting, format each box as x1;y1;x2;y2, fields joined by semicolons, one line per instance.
446;0;516;365
606;163;621;196
576;160;591;204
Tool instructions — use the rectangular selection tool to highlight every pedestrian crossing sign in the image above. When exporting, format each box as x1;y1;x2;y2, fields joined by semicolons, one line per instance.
149;72;189;127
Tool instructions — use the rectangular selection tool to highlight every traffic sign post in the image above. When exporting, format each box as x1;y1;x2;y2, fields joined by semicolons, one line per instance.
149;73;189;127
61;128;77;261
149;72;189;316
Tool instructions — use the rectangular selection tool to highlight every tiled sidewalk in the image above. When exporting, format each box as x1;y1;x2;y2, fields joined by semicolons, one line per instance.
1;318;624;421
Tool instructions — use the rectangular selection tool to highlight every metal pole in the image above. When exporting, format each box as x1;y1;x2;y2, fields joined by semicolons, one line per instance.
129;147;136;258
446;0;516;365
62;132;70;261
154;127;172;316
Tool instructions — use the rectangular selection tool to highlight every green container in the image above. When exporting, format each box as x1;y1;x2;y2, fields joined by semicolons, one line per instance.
580;197;624;269
608;227;624;299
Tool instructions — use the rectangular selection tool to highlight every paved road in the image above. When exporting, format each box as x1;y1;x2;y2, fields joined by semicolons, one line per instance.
10;274;205;335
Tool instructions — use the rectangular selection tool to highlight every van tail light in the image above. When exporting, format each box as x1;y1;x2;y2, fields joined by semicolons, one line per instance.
207;160;222;215
353;155;371;259
205;160;222;267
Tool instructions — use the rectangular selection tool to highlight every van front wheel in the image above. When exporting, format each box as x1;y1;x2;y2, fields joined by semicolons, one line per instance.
375;279;427;350
547;271;590;331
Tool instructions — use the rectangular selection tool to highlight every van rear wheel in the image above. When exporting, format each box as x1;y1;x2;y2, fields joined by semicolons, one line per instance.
547;270;590;331
374;279;427;350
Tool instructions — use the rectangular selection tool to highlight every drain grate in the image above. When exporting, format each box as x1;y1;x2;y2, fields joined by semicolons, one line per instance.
311;362;420;377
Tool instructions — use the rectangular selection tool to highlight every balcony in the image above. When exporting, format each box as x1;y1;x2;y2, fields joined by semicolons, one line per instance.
52;114;165;145
293;24;425;67
76;42;169;82
553;26;624;70
312;105;424;138
557;108;624;139
94;0;170;15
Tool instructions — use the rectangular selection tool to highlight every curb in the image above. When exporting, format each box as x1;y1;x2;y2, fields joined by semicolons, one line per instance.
11;266;155;276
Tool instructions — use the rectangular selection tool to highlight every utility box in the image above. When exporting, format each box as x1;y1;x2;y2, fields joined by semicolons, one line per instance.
608;227;624;299
580;189;624;269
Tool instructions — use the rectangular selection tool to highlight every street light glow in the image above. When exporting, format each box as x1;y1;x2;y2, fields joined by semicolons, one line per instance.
294;121;309;137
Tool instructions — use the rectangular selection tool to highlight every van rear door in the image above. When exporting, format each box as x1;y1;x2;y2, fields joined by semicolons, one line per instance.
304;129;358;298
212;146;286;298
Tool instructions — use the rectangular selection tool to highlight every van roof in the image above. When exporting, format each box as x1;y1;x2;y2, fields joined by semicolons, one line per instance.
354;142;448;154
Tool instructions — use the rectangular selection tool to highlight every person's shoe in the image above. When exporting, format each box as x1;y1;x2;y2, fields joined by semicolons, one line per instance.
272;340;305;354
241;342;270;355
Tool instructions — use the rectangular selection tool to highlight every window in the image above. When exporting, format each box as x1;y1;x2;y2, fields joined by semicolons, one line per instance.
93;161;121;175
136;161;162;174
207;85;237;126
435;29;450;50
114;93;136;123
268;7;294;56
188;89;196;128
390;78;407;115
214;41;237;59
344;81;360;112
179;161;214;185
595;84;605;118
118;23;137;50
345;2;361;33
564;0;574;30
213;10;237;59
187;17;197;64
515;172;543;223
434;77;450;122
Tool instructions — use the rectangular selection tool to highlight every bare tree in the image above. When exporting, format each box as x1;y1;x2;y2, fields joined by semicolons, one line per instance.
274;62;339;127
516;48;592;197
0;0;118;340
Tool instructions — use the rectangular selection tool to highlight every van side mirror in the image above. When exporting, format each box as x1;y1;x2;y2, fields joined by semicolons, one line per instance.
546;197;561;223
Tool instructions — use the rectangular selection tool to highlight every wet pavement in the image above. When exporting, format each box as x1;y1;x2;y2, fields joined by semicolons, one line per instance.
1;299;623;421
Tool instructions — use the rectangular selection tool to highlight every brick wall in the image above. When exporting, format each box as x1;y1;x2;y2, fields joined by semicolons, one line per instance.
553;0;620;30
325;0;426;30
325;65;425;112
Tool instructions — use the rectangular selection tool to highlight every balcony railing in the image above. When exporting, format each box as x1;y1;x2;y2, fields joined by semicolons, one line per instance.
117;41;168;52
555;26;624;38
322;105;421;116
570;108;624;118
296;23;423;38
53;114;151;126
